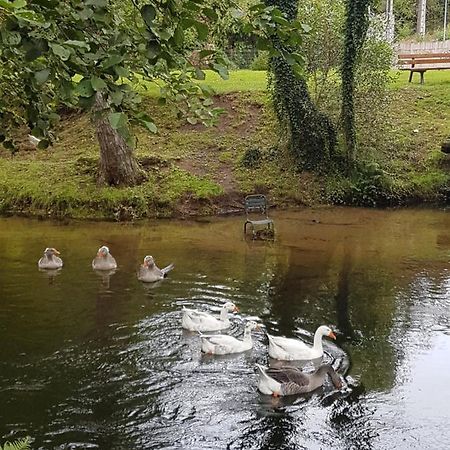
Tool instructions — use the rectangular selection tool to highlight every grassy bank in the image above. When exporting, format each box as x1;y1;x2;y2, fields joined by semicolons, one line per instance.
0;70;448;220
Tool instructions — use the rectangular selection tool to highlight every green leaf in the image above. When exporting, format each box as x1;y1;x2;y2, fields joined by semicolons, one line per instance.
110;90;123;106
64;40;90;49
90;75;107;91
194;67;205;80
76;79;94;97
0;0;26;8
108;112;127;129
212;63;228;80
141;4;156;27
173;26;184;46
256;37;271;51
49;43;71;61
85;0;107;6
35;68;51;85
37;139;50;149
203;8;218;21
1;30;21;46
146;41;160;60
114;66;129;78
141;120;157;133
186;117;198;125
102;54;123;69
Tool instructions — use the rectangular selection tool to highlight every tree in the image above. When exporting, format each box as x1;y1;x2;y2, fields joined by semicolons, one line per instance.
0;0;307;186
265;0;337;170
341;0;372;167
0;0;229;185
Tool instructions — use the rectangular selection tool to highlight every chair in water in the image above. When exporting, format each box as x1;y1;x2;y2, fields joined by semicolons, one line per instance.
243;194;274;238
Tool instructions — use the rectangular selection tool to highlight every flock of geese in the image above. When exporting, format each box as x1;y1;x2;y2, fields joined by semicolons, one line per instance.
38;246;344;397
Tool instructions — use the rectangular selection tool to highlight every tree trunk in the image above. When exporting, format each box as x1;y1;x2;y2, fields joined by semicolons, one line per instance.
93;92;143;186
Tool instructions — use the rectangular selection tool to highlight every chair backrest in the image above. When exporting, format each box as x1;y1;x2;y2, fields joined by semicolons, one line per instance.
245;194;269;217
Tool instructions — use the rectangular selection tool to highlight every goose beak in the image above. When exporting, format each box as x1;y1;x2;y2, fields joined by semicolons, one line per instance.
256;324;261;330
328;331;337;340
233;306;239;313
53;249;60;255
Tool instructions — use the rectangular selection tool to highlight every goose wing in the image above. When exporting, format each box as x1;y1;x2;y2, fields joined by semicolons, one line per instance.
161;263;175;276
265;367;309;387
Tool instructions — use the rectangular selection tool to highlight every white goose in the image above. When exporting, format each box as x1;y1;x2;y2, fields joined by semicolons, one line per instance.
181;302;239;332
200;320;260;355
267;325;336;361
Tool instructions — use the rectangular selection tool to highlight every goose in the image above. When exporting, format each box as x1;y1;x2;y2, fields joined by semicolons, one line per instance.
200;320;260;355
267;325;336;361
92;245;117;270
256;363;342;396
137;255;174;283
181;302;239;332
38;247;63;269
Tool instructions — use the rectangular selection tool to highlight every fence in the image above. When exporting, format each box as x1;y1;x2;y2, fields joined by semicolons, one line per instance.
397;40;450;54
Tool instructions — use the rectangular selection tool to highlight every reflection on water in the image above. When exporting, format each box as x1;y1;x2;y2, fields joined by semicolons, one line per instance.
0;207;449;449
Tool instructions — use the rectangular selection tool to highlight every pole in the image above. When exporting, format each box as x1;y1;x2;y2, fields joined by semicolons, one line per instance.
417;0;427;36
444;0;448;41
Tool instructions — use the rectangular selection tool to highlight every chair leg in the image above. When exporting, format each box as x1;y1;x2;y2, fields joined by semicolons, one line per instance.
420;71;424;84
408;71;413;83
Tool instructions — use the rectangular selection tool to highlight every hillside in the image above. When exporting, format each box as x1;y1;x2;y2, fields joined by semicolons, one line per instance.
0;70;448;220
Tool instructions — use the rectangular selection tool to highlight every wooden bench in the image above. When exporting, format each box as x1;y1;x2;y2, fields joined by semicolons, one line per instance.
397;53;450;84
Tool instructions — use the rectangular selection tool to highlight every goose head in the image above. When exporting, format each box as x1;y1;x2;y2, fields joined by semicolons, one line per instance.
316;325;336;340
97;246;110;258
143;255;155;268
245;320;261;332
44;247;60;257
223;302;239;313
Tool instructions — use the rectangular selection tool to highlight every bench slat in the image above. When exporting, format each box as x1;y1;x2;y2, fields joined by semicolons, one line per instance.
398;58;450;65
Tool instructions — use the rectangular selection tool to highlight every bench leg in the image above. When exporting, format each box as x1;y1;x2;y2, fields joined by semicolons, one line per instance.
408;71;413;83
420;71;424;84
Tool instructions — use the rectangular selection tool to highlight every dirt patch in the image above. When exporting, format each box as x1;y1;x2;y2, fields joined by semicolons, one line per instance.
180;93;263;137
177;145;237;193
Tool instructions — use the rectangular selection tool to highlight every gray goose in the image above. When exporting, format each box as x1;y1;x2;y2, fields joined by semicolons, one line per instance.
137;255;174;283
256;363;342;397
38;248;63;269
92;246;117;270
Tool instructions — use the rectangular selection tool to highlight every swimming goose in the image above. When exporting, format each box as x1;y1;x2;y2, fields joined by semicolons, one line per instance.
256;363;342;396
267;325;336;361
38;248;63;269
92;245;117;270
181;302;239;332
137;255;174;283
200;320;260;355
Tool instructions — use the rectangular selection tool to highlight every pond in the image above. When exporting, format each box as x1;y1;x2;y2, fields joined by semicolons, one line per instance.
0;207;449;449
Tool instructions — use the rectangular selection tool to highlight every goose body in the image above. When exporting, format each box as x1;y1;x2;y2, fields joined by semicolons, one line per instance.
267;325;336;361
92;246;117;271
181;302;238;332
201;321;260;355
138;255;174;283
38;248;63;269
256;364;342;396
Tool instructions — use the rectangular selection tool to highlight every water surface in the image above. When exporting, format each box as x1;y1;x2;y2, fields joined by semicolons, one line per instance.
0;208;449;449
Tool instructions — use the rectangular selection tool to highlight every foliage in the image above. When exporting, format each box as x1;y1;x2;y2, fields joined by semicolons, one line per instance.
0;0;232;152
298;0;345;105
266;0;337;169
250;51;269;70
341;0;372;166
0;437;31;450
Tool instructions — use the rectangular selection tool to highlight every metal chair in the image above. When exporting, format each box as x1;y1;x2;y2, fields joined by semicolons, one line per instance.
243;194;274;237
